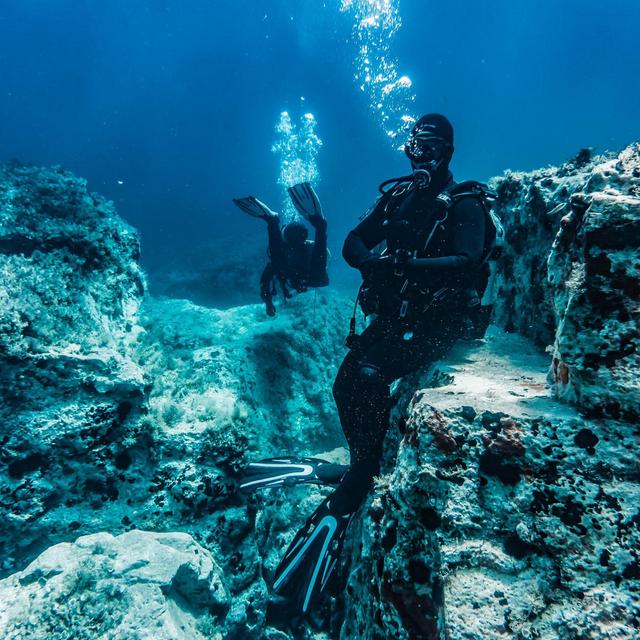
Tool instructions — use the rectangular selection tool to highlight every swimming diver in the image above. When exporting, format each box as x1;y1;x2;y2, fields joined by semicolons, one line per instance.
232;182;329;316
240;114;499;616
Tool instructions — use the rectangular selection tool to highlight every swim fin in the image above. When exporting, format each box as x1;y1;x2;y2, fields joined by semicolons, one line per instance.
272;494;355;614
238;457;348;493
287;182;324;223
232;195;278;219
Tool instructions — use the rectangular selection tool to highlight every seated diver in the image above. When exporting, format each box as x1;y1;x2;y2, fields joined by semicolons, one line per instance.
239;114;499;616
232;182;329;316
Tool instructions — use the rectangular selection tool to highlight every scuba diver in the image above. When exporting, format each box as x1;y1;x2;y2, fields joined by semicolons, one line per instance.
240;114;501;616
232;182;329;316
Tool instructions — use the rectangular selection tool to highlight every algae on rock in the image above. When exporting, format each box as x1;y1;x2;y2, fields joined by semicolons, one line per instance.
0;162;149;575
491;144;640;419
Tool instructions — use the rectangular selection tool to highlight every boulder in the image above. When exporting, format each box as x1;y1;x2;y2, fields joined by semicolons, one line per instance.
340;330;640;640
0;530;229;640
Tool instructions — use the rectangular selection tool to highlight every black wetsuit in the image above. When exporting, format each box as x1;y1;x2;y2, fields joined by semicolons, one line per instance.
260;216;329;308
331;172;486;513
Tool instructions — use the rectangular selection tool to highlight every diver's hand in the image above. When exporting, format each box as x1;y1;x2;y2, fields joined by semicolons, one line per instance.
232;196;278;220
392;249;412;274
265;299;276;316
358;255;392;281
287;182;324;225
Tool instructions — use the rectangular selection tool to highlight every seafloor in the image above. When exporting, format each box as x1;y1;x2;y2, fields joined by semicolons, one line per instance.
0;147;638;639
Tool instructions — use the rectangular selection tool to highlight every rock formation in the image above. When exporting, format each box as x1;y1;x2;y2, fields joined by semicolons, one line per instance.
0;160;354;638
0;530;229;639
491;145;639;420
339;145;640;639
0;162;148;576
0;146;638;639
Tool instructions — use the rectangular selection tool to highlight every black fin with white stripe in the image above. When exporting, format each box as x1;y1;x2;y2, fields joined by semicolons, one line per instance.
238;457;348;493
272;494;355;614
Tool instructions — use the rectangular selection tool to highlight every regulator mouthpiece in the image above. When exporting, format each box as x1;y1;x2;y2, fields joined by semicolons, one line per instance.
412;169;431;190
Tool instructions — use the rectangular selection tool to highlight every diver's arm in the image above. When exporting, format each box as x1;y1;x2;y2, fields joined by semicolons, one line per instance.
342;197;389;269
406;198;485;275
309;218;329;285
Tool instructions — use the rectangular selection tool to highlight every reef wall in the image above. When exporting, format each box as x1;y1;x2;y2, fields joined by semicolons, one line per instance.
491;145;640;420
0;146;638;639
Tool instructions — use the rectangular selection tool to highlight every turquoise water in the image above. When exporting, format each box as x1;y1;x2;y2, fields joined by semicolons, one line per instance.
1;0;638;296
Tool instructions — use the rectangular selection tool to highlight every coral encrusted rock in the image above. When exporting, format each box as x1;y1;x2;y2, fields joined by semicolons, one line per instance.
0;163;149;575
341;329;640;640
491;144;640;419
0;530;229;640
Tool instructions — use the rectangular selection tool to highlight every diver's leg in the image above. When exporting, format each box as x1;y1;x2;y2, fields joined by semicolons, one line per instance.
273;318;462;614
260;263;277;316
332;320;461;513
266;215;286;265
331;319;395;512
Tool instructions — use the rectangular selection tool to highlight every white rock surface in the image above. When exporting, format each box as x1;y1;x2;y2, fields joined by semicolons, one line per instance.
0;530;229;640
340;329;640;640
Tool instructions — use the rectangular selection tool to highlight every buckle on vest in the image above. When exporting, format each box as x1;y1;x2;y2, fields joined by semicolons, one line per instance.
399;300;409;318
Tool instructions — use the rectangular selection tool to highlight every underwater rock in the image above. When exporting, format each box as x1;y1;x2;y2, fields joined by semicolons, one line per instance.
0;159;350;638
137;293;348;458
341;329;640;640
0;161;352;638
0;162;149;575
491;144;640;420
1;149;638;640
0;530;229;639
0;162;146;358
146;235;267;308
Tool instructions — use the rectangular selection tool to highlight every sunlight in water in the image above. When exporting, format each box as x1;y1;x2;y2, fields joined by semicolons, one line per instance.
340;0;416;146
271;110;323;222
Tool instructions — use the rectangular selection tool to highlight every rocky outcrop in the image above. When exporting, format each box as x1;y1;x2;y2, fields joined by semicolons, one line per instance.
340;329;640;640
491;144;640;420
0;530;229;639
0;160;352;638
336;146;640;639
137;294;348;458
0;163;149;575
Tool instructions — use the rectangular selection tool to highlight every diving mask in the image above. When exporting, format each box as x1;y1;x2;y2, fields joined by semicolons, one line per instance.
404;133;448;165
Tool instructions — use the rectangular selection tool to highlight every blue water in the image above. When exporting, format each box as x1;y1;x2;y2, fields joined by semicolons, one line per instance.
1;0;638;292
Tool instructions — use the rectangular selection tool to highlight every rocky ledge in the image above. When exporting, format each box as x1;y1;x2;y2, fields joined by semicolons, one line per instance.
341;329;639;639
